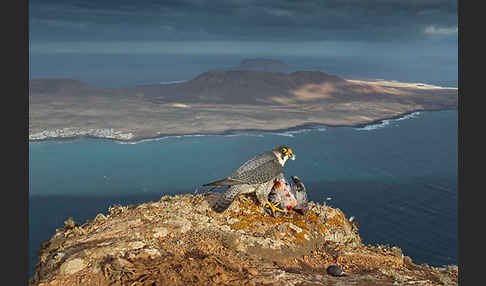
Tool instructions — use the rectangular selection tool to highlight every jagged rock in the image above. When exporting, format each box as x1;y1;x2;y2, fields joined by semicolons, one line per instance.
30;193;458;286
59;258;86;275
152;227;169;238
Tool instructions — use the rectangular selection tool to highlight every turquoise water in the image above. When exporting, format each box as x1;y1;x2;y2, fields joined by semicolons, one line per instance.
29;110;458;276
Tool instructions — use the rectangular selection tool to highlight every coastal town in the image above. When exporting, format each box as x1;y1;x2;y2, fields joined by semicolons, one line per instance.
29;128;135;141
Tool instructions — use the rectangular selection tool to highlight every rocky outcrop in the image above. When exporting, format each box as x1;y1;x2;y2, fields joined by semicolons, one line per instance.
30;193;458;286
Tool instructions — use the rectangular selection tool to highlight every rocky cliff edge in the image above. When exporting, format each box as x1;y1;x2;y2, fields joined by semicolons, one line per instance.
30;193;458;286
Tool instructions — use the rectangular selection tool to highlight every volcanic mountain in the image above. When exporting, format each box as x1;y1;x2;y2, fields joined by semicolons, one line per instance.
133;70;353;105
30;70;457;108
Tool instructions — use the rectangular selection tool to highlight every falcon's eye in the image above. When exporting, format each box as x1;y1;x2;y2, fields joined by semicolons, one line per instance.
281;147;288;154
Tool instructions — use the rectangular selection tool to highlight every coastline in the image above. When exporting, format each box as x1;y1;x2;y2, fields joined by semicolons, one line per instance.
29;107;457;144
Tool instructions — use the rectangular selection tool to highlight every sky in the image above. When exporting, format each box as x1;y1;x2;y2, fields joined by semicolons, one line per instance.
29;0;458;88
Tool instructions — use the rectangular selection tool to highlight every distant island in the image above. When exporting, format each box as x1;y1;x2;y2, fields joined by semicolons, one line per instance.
228;58;292;73
29;62;458;142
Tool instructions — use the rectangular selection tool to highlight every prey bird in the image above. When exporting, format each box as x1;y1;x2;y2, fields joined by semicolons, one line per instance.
290;175;309;215
264;174;309;217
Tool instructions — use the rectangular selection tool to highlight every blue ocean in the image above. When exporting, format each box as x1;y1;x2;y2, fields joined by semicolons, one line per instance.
28;110;458;277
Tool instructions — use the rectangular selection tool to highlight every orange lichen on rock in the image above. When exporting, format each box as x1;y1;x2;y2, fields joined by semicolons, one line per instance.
30;193;458;286
292;228;310;244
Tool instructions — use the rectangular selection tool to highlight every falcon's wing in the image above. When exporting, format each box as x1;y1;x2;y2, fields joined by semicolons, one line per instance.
203;152;279;187
231;154;282;184
234;151;276;173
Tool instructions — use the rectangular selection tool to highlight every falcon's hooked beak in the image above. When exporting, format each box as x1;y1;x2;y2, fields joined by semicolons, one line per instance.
288;151;296;160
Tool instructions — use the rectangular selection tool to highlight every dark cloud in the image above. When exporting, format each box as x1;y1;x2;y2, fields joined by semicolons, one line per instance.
29;0;457;88
29;0;457;42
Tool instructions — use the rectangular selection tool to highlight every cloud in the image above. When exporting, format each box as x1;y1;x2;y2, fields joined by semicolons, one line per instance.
29;0;458;43
424;25;458;36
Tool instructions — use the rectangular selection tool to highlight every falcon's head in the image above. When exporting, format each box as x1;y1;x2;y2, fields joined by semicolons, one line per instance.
274;146;296;161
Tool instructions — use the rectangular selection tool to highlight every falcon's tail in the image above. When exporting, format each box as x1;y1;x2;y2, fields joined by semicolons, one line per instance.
210;186;241;213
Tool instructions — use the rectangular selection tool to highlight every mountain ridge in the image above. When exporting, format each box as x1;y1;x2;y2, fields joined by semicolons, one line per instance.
29;69;456;106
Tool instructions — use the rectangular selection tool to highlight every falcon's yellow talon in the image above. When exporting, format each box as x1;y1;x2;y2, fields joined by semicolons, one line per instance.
265;201;286;217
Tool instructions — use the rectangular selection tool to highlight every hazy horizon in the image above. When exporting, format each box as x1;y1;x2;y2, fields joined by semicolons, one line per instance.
29;0;457;88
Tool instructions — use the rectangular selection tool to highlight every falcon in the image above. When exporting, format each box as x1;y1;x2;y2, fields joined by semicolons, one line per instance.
203;146;296;213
